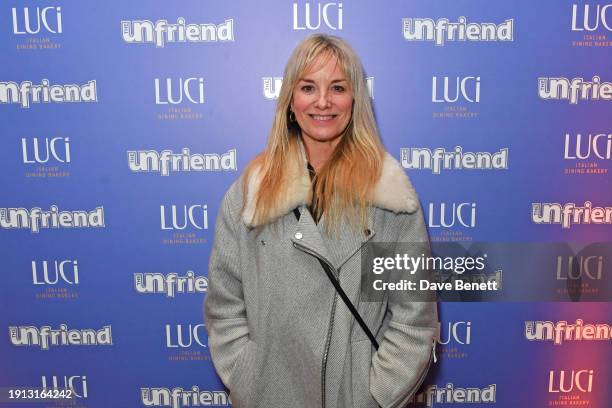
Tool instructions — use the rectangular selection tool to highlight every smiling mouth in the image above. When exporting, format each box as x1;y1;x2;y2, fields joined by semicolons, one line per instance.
309;114;337;121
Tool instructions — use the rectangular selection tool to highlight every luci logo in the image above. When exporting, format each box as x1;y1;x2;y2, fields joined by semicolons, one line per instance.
165;324;207;348
556;255;603;280
432;76;481;103
548;370;594;393
438;321;472;345
564;133;612;160
428;203;477;228
41;375;87;398
154;78;204;105
32;260;79;285
293;2;343;30
160;205;208;230
571;4;612;31
12;7;63;34
22;137;70;164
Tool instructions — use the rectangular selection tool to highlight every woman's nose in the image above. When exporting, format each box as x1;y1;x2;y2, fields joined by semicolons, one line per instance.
315;91;331;109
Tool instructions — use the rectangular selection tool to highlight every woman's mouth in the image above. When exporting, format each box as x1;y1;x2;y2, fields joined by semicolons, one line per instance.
309;114;337;121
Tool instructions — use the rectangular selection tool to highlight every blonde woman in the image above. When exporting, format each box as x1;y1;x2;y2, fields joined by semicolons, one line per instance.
205;34;438;408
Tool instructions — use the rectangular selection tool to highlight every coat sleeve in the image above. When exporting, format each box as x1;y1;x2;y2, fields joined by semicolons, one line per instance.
204;189;250;388
369;204;439;408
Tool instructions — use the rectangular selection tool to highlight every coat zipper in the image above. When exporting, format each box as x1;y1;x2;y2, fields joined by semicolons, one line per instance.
292;242;339;408
321;290;338;408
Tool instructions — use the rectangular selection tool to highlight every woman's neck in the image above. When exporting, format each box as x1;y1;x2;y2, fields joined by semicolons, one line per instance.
301;134;341;172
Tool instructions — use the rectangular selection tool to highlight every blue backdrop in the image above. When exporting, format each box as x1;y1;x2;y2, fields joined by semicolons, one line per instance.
1;1;610;407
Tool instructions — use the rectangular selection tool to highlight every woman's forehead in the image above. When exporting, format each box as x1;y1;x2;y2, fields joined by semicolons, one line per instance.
300;53;347;80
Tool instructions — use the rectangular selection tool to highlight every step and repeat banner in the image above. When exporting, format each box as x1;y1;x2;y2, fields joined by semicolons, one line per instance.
1;1;610;407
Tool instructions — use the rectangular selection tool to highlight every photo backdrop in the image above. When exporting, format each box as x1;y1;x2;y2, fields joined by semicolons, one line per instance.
1;1;610;407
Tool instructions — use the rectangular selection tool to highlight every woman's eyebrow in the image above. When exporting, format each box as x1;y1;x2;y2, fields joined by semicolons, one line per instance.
299;78;348;83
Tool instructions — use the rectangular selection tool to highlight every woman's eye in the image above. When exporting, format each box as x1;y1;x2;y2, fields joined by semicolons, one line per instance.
332;85;345;92
301;85;314;93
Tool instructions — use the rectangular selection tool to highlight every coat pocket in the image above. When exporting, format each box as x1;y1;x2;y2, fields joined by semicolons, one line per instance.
369;322;436;408
351;339;380;408
228;340;258;407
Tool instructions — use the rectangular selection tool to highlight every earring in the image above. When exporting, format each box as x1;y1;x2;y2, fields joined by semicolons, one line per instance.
289;110;296;122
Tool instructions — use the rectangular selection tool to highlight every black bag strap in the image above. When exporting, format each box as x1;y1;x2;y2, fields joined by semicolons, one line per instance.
293;208;379;350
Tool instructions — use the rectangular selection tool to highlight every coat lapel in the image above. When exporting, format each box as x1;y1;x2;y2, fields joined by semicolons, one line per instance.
315;208;376;271
291;206;375;270
290;206;334;268
290;204;377;271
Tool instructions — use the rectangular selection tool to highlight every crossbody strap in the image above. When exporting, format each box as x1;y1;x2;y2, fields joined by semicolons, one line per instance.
293;208;379;350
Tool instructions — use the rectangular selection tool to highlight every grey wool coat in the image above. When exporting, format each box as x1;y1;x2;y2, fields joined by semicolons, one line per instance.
204;149;439;408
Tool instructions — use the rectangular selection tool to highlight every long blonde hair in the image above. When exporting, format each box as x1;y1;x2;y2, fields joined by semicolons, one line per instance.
243;34;385;234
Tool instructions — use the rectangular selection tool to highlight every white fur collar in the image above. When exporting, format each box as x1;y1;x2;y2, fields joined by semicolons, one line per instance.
241;150;419;227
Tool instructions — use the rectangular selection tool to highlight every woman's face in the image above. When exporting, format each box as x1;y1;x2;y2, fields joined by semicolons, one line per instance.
291;54;354;145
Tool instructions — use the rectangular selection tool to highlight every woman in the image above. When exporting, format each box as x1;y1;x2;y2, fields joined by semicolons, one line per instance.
205;34;438;408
